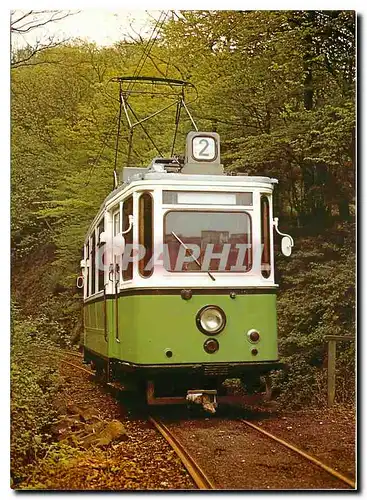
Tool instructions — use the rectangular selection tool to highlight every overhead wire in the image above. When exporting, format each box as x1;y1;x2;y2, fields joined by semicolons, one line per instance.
86;10;180;183
126;11;164;94
126;10;168;96
85;110;120;187
122;10;170;162
113;83;123;178
87;10;168;183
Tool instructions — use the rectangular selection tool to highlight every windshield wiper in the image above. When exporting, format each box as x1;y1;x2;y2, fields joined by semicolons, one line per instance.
171;231;216;281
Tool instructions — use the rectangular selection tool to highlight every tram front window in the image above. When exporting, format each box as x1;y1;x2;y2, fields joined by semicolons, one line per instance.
164;211;252;272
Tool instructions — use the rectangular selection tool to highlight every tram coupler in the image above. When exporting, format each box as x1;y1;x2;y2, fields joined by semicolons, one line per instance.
186;389;218;414
146;382;218;413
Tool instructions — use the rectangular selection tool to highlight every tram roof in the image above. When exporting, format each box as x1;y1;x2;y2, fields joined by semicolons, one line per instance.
85;172;277;241
104;172;277;205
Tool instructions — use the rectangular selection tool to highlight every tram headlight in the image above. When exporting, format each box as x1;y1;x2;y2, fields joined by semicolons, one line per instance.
196;306;226;335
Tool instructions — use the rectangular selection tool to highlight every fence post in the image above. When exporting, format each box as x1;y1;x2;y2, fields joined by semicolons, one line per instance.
325;335;354;407
327;339;337;407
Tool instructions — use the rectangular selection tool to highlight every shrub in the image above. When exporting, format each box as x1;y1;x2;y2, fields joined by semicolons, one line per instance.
272;222;355;407
11;304;62;484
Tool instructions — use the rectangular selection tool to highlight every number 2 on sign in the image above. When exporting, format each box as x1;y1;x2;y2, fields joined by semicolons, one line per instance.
193;136;216;160
199;138;210;156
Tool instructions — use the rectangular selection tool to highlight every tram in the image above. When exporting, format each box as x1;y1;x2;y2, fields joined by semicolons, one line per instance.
79;78;293;412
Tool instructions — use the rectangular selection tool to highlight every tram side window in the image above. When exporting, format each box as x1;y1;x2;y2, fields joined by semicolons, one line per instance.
113;211;120;237
122;196;133;281
139;193;154;277
91;232;96;293
261;196;271;278
97;219;105;292
86;241;90;297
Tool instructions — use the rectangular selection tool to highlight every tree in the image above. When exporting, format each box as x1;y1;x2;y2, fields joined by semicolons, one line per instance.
11;10;78;68
161;10;355;226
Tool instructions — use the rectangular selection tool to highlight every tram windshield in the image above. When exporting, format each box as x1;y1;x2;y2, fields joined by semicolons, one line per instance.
164;211;252;272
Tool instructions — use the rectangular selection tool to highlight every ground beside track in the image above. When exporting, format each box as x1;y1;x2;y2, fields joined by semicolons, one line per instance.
15;352;355;490
251;406;356;480
16;356;194;490
164;415;355;490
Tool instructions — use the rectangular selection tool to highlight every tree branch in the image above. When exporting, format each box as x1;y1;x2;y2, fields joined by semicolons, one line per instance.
11;38;68;68
11;10;79;68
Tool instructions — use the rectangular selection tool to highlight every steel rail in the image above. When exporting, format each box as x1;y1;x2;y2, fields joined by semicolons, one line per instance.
63;351;83;359
43;347;83;359
241;419;355;489
149;417;216;490
61;359;95;376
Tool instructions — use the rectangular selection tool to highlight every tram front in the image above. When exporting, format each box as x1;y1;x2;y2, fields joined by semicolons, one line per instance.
134;131;293;411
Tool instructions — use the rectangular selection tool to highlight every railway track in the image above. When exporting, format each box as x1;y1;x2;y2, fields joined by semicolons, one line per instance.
57;350;83;359
149;417;215;489
62;359;95;376
151;416;355;490
240;419;355;489
65;351;83;359
60;351;355;490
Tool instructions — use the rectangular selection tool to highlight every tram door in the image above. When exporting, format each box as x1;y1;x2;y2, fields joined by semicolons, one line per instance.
96;218;108;354
111;197;133;352
111;207;122;346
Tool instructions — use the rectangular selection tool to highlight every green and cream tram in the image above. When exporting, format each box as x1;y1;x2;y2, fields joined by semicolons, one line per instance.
80;131;293;411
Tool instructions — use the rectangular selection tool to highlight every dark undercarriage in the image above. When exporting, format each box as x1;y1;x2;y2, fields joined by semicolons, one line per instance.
83;347;283;397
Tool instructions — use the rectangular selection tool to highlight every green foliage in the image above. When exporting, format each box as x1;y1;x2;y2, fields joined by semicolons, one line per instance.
18;444;83;490
161;11;355;407
162;11;355;225
10;304;63;484
272;222;355;406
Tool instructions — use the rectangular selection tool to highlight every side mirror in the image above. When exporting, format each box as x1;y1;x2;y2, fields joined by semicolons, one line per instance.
80;259;86;269
281;236;293;257
273;217;294;257
99;231;107;245
76;276;84;289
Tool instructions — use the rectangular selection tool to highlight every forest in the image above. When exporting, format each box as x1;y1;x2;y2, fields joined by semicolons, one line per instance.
11;10;355;484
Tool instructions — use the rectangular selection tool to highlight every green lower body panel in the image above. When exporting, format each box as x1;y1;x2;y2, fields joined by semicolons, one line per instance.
84;299;108;357
84;292;278;366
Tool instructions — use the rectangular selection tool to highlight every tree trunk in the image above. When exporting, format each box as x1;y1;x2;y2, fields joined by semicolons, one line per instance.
303;11;315;111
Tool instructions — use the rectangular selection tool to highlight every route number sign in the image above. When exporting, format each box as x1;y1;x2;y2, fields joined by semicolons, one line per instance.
192;136;216;161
